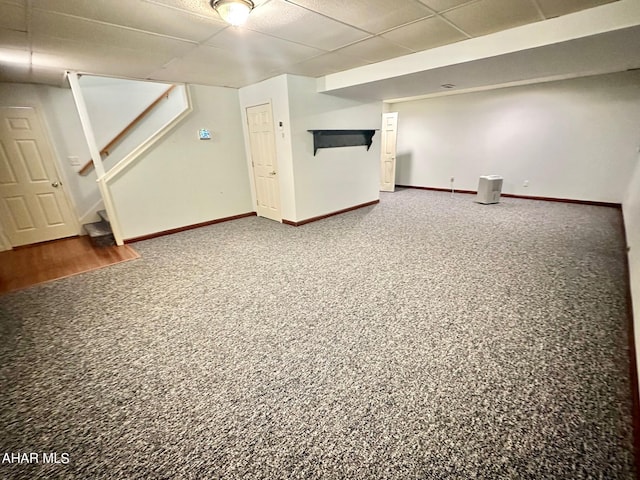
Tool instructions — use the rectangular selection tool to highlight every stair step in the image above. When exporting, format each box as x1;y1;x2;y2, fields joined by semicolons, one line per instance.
83;221;115;247
97;209;110;224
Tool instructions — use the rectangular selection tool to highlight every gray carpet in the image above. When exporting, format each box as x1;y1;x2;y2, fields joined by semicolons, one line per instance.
0;189;635;479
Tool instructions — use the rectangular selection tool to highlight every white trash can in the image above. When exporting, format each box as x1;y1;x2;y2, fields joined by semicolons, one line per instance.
476;175;503;204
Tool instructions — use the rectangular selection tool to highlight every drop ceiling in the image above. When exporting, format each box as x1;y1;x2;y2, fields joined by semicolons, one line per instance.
0;0;636;101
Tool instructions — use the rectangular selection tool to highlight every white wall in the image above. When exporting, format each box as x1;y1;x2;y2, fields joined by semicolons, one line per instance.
238;75;296;221
109;84;253;240
0;83;98;222
81;76;172;148
97;85;189;176
391;71;640;203
79;77;187;176
239;74;381;223
287;75;382;221
624;155;640;387
40;86;102;220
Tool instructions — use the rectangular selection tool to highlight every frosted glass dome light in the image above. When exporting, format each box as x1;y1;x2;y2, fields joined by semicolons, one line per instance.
210;0;254;26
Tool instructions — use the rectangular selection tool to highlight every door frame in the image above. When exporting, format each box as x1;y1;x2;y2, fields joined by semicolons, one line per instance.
244;100;282;222
0;105;80;248
380;111;398;192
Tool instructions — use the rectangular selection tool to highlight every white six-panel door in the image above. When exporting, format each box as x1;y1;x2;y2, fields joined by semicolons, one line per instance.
380;112;398;192
246;103;282;222
0;107;78;246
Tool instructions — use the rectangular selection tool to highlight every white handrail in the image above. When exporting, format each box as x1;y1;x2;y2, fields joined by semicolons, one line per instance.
97;84;193;245
102;84;192;184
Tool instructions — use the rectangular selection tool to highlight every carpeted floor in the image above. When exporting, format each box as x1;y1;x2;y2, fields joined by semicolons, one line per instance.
0;189;635;479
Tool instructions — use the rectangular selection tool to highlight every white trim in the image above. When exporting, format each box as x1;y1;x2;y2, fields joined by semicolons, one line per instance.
69;71;176;87
244;99;284;222
31;105;82;236
31;98;84;233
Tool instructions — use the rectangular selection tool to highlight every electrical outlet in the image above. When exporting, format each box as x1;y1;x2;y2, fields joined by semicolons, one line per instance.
523;180;529;187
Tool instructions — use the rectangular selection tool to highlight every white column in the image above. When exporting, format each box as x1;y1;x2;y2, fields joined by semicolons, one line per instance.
66;71;105;178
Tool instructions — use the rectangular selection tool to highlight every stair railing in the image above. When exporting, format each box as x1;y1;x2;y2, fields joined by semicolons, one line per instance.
97;85;193;245
77;84;177;176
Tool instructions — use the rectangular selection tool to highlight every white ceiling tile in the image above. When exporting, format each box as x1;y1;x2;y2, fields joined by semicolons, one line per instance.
0;1;26;31
0;28;28;49
0;0;632;93
142;0;221;18
443;0;543;37
334;36;414;63
30;11;197;80
287;51;370;77
0;61;31;83
31;10;196;55
205;28;323;68
0;45;29;64
535;0;618;19
31;0;226;42
417;0;476;13
244;0;369;50
31;39;184;79
381;16;468;52
148;44;270;87
285;0;433;34
0;0;26;10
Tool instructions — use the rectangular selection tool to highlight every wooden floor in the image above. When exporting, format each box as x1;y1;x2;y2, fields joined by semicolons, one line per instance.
0;236;139;295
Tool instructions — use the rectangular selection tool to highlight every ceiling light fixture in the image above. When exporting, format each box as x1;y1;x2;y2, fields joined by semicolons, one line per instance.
210;0;254;26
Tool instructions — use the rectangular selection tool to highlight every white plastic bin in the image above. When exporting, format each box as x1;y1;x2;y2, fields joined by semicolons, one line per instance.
476;175;503;204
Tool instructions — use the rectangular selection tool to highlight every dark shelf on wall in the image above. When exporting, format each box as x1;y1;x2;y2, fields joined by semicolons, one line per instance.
308;129;377;156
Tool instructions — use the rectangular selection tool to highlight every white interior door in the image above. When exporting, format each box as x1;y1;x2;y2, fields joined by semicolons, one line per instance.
0;107;78;247
380;112;398;192
246;103;281;222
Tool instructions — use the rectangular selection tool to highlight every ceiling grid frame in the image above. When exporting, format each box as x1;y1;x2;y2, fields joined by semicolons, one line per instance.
0;0;632;97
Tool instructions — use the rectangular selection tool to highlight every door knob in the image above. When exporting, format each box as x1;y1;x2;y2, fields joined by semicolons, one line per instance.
51;182;59;188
